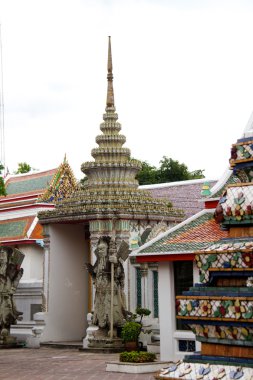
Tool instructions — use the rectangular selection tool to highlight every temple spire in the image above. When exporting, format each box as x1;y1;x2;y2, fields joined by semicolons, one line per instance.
106;36;114;108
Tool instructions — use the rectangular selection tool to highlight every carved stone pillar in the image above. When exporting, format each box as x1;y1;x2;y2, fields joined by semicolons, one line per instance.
140;262;149;308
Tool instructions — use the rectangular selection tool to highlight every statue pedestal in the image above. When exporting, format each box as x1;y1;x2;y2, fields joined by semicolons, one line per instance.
81;327;125;352
26;312;45;348
83;324;99;349
88;336;124;350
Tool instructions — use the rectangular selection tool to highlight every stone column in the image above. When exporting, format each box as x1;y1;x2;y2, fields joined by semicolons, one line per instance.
140;262;148;308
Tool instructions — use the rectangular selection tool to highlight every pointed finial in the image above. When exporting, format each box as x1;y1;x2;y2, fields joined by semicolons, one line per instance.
106;36;114;108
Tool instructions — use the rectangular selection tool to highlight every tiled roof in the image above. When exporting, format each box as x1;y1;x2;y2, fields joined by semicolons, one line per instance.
0;216;35;242
141;180;217;220
4;169;57;197
135;211;228;255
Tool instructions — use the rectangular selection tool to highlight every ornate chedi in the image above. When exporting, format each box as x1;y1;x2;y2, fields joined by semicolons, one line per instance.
38;37;183;344
170;131;253;378
39;37;183;226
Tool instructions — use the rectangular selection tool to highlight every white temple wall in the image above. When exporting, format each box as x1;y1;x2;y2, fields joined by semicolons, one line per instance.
19;243;43;281
158;261;196;361
41;224;88;342
14;244;44;323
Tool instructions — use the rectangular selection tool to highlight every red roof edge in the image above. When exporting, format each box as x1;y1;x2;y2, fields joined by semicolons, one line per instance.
136;254;195;263
0;239;42;246
205;200;219;209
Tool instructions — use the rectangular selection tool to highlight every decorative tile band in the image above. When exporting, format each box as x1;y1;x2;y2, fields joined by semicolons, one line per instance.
215;185;253;224
195;251;253;283
230;140;253;167
189;323;253;343
176;297;253;320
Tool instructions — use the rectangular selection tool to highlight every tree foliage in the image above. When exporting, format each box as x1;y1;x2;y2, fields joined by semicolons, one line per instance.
15;162;32;174
0;163;6;196
136;156;205;185
79;176;88;188
136;161;157;185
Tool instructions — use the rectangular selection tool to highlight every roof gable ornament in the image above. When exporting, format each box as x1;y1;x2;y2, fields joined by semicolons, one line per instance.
38;156;77;203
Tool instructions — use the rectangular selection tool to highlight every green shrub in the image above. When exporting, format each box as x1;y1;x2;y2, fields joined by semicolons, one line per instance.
121;322;141;342
135;307;151;317
120;351;156;363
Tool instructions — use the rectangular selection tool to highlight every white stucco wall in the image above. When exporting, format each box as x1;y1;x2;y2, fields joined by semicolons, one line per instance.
41;224;89;342
19;244;43;281
158;261;197;361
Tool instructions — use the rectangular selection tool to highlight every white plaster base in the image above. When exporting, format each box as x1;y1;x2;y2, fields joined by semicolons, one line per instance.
106;361;171;374
147;342;160;354
83;325;99;348
26;336;40;348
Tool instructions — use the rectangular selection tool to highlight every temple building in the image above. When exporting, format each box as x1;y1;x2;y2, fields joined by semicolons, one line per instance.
0;37;218;350
133;113;253;367
36;37;184;343
0;158;77;336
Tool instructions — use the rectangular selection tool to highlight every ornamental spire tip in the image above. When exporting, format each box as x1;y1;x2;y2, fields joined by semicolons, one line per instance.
106;36;114;108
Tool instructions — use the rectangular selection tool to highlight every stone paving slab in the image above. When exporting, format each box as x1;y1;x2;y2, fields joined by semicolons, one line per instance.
0;347;156;380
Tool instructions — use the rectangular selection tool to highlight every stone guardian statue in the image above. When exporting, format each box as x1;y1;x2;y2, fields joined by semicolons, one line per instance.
86;236;128;336
0;246;24;346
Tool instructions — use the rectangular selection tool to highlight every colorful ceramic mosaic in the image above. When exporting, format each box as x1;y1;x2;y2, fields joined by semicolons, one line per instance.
38;156;77;203
154;360;253;380
156;362;253;379
175;129;253;368
195;247;253;283
230;140;253;167
0;216;34;242
190;324;253;342
215;185;253;225
176;297;253;320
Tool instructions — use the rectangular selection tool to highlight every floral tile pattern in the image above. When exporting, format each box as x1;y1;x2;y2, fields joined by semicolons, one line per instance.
176;297;253;320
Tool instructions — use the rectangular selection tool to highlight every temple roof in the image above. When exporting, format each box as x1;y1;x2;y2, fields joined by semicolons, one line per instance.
0;158;77;244
0;216;40;243
140;178;217;220
3;169;57;199
0;159;77;211
131;209;228;258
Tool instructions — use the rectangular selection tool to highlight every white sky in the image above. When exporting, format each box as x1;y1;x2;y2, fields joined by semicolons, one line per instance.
1;0;253;180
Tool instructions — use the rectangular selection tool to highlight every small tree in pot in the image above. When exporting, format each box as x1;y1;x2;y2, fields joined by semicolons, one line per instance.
121;321;141;351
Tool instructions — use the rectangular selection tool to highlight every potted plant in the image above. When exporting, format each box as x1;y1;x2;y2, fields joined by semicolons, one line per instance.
135;307;151;324
121;321;141;351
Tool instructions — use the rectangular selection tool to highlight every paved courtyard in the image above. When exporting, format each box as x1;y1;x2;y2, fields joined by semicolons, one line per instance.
0;347;157;380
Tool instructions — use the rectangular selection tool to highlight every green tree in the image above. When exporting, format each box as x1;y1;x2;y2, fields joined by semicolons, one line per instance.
188;169;205;179
0;163;6;196
137;156;205;185
158;156;190;183
136;161;158;185
15;162;32;174
79;176;88;188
